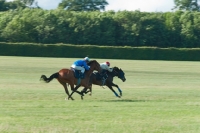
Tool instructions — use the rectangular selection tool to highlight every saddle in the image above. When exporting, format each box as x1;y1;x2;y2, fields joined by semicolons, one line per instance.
94;71;108;85
70;68;85;79
94;72;102;80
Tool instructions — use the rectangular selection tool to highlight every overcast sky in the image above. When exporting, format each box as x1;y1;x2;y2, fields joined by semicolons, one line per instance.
7;0;175;12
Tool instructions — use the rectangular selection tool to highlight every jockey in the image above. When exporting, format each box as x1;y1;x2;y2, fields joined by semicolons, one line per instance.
100;61;113;85
71;57;90;77
100;61;113;72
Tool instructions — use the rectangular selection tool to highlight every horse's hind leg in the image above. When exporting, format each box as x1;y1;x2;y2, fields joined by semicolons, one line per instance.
61;82;74;100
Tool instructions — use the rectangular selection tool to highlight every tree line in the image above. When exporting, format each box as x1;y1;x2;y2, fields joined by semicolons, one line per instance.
0;0;200;48
1;0;200;12
0;0;108;11
0;9;200;48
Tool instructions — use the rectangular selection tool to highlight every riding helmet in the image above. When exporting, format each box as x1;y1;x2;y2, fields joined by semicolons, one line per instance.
106;62;110;66
84;57;90;62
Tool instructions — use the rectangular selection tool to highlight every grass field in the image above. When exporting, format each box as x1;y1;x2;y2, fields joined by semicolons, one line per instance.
0;56;200;133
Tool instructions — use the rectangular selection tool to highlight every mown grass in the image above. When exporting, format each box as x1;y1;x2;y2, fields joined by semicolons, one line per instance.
0;56;200;133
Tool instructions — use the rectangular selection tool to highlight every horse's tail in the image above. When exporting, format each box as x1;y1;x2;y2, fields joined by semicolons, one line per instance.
40;72;59;83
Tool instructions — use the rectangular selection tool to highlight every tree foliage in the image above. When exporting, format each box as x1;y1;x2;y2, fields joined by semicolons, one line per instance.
20;0;35;6
0;0;39;11
1;9;200;48
58;0;108;11
174;0;200;11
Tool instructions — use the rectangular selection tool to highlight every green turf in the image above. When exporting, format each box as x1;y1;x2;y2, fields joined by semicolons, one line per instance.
0;56;200;133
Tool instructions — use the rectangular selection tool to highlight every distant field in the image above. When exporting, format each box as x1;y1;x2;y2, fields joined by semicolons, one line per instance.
0;56;200;133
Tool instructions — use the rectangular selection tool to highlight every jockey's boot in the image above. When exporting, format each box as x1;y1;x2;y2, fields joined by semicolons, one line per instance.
102;77;106;85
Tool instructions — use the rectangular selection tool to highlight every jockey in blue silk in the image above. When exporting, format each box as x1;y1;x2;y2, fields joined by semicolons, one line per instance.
71;57;90;77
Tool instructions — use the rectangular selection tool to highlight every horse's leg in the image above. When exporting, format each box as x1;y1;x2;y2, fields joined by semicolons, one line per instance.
61;82;74;100
80;87;87;95
80;81;92;96
110;82;122;96
81;87;91;94
68;83;83;96
75;90;84;96
80;87;87;100
88;85;92;96
80;84;92;99
107;85;121;98
68;85;81;100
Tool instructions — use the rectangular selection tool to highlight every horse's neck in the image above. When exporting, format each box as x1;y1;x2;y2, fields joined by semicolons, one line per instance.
109;71;117;78
85;68;94;77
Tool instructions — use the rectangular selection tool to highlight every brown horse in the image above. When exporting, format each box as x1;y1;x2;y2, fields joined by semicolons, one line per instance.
40;60;101;100
80;67;126;98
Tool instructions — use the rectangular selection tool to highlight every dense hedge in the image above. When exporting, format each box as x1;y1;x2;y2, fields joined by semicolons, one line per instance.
1;42;200;61
0;9;200;48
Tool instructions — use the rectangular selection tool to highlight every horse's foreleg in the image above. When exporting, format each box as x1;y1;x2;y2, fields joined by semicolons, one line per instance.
88;85;92;96
85;83;93;96
80;87;87;95
107;85;120;98
75;90;84;96
68;85;81;99
111;83;122;97
81;87;92;95
69;84;83;96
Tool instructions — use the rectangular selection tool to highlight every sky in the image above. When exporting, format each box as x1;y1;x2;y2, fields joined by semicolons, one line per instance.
8;0;176;12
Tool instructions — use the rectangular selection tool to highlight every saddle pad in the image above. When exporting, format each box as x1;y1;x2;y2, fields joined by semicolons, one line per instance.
70;68;84;79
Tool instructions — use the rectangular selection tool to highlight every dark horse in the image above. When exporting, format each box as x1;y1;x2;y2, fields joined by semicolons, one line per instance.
81;67;126;98
40;60;101;100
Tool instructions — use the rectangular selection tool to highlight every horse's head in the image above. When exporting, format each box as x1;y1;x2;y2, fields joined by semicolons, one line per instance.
88;60;101;73
113;67;126;82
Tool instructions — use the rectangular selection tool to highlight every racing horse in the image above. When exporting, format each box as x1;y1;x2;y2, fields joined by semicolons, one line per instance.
80;66;126;98
40;60;101;100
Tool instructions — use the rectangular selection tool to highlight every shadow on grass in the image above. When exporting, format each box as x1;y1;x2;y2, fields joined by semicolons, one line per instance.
100;99;148;102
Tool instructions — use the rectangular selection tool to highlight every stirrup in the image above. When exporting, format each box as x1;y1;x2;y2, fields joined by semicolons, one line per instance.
102;79;105;86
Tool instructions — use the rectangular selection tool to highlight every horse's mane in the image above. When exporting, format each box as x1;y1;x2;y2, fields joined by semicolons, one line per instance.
87;60;97;65
113;66;119;70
